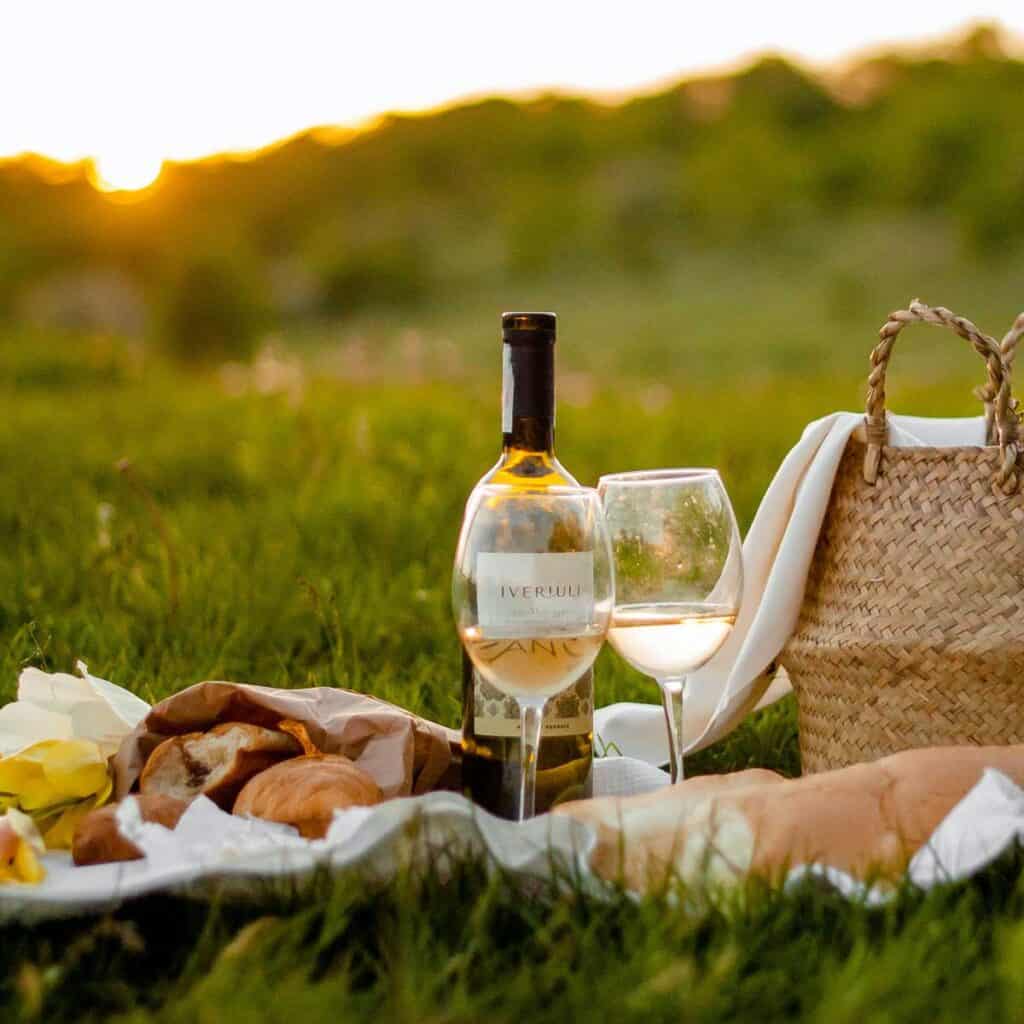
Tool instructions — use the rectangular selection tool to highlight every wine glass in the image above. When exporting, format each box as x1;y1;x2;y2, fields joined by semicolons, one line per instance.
597;469;742;784
453;484;614;820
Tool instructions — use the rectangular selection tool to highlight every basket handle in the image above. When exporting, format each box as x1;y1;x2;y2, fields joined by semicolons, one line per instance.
976;311;1024;442
1001;312;1024;371
863;299;1020;494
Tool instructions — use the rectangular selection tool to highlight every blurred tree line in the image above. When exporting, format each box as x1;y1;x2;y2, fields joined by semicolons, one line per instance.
1;24;1021;362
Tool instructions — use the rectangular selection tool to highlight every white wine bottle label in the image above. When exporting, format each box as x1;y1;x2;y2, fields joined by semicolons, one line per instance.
473;672;593;738
476;551;594;634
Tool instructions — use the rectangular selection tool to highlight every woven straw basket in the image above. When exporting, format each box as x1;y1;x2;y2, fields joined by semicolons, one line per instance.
781;300;1024;773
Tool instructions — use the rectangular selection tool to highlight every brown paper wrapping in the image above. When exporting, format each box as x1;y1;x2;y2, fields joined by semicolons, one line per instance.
113;682;460;800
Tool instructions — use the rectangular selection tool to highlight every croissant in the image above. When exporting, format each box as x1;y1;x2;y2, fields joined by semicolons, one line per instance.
232;755;382;838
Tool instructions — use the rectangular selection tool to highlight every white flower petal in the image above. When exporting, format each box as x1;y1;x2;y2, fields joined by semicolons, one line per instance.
4;666;150;759
0;702;74;758
82;671;149;731
17;668;89;716
68;702;136;759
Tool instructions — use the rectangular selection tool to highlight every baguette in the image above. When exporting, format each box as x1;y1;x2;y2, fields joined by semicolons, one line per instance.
554;746;1024;889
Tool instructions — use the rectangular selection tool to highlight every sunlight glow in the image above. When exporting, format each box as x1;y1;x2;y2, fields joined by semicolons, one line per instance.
1;1;1022;197
89;151;164;193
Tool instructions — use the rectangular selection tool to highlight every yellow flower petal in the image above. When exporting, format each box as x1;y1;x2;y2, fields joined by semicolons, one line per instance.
41;805;86;851
13;840;44;883
0;758;41;797
41;776;113;850
0;809;46;885
11;740;66;765
92;773;113;807
15;772;57;812
1;740;108;805
39;740;109;801
0;740;112;848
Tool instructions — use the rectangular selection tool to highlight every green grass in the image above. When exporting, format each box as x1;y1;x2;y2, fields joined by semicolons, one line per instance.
2;330;1023;1022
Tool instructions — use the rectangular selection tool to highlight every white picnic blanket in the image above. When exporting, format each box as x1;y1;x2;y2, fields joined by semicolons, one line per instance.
0;757;665;921
594;412;990;762
4;762;1024;921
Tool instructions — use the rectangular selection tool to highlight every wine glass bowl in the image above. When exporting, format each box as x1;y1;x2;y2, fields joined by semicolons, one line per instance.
598;469;742;783
453;484;613;819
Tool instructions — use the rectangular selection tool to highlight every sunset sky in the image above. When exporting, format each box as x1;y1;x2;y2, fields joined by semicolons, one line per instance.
3;1;1022;191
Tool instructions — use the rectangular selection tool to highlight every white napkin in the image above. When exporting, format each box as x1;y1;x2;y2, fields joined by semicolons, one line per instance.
909;768;1024;886
596;412;989;762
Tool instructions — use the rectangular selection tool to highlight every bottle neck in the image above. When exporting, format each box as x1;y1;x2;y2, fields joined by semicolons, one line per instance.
501;341;555;455
504;417;554;455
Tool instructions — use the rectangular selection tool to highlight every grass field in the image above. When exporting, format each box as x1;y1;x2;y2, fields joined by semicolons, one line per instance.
2;324;1024;1022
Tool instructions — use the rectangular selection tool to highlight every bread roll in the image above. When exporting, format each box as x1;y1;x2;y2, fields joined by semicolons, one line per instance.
72;794;188;865
233;754;382;838
140;722;301;808
554;746;1024;889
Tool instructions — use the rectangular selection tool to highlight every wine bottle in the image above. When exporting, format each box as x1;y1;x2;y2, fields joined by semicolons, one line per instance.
460;311;594;818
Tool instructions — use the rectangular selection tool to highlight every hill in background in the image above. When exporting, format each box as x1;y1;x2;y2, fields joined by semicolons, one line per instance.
2;23;1022;378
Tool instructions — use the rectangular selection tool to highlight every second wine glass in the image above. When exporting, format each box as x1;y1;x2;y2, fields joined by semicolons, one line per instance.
598;469;742;784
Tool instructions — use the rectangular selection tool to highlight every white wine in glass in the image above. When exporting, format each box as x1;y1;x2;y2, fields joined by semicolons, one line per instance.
453;484;613;820
608;604;737;679
461;627;606;700
598;469;743;784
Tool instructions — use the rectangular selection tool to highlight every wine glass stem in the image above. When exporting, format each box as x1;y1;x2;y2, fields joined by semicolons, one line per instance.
518;700;545;821
659;676;686;784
